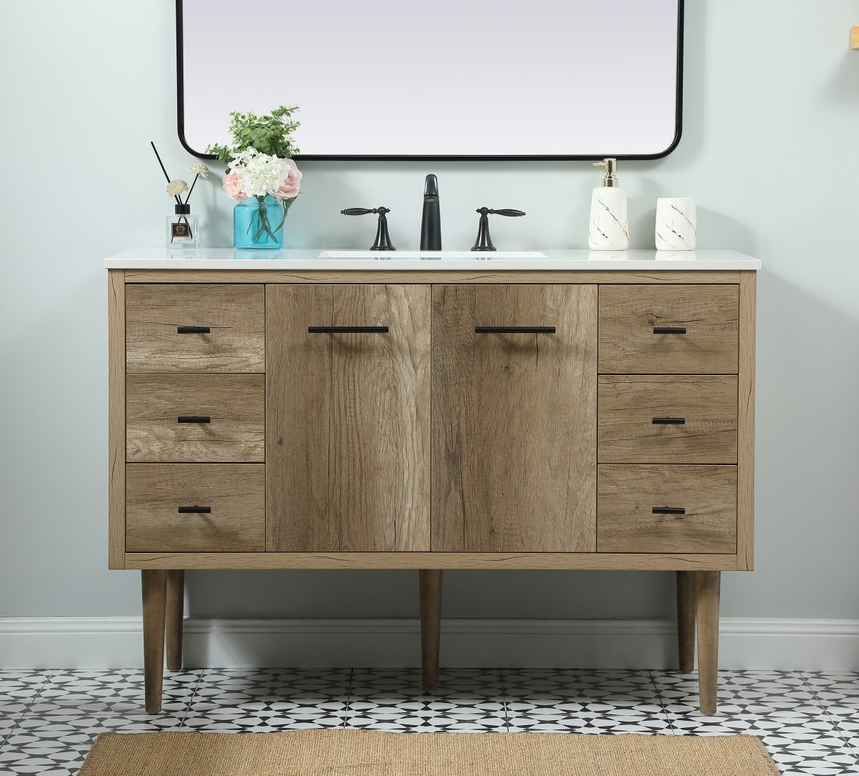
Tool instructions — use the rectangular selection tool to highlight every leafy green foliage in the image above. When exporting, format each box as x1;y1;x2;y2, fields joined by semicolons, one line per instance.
207;105;300;163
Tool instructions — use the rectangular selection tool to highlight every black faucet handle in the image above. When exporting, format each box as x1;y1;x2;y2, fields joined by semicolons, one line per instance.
340;206;395;250
487;208;526;217
472;207;526;251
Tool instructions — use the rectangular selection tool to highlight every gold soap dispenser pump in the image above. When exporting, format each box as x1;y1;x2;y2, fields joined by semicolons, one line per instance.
588;158;629;251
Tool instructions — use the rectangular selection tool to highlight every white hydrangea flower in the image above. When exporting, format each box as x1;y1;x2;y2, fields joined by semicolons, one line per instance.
233;150;290;197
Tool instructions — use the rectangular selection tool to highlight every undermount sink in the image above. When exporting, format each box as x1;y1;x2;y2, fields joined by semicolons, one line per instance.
317;250;547;260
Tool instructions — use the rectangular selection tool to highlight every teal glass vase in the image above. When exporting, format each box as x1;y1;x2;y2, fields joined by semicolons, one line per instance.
233;195;285;250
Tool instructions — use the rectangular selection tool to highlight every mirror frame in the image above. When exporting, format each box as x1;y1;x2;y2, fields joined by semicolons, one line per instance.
176;0;684;162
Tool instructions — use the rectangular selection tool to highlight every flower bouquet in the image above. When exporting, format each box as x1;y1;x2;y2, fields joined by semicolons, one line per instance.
208;106;302;250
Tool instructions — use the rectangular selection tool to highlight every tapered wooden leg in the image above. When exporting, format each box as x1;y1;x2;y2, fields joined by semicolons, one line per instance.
676;571;696;673
695;571;721;714
165;570;185;671
141;569;167;714
420;569;442;691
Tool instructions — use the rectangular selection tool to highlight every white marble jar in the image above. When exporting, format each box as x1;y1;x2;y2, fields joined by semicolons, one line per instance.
655;197;697;251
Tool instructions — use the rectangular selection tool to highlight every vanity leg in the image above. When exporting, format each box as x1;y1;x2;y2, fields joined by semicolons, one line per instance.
165;570;185;671
419;569;443;691
141;570;167;714
676;571;696;673
695;571;721;714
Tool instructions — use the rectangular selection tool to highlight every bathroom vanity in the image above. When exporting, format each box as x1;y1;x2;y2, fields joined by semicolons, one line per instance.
105;248;758;714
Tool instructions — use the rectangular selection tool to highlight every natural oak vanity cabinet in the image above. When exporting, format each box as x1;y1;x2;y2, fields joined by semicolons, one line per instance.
106;250;757;717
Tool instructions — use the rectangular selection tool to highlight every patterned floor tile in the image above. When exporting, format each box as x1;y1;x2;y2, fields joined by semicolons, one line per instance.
0;713;184;776
31;669;201;716
502;669;669;734
345;668;507;732
182;668;351;732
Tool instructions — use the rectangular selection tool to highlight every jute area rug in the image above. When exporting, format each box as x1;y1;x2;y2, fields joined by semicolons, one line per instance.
78;728;781;776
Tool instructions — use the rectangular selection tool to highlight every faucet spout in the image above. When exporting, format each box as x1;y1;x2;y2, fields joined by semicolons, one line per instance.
420;174;442;250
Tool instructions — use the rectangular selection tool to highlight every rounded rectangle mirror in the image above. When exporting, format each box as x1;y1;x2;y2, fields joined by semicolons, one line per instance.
177;0;684;160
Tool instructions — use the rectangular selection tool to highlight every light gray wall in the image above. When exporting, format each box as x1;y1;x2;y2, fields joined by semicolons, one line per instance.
2;0;859;625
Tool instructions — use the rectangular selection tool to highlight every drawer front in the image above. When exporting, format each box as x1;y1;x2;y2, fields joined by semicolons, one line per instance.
598;285;739;374
127;374;264;463
598;465;736;553
598;375;737;464
126;284;265;373
126;464;264;552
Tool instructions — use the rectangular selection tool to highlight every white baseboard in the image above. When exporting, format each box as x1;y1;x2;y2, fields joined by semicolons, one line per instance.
1;617;858;671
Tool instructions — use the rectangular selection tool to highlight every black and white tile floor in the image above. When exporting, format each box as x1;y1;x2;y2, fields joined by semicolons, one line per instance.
1;668;857;775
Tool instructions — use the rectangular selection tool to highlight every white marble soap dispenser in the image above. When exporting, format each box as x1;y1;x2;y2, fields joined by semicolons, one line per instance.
588;158;629;251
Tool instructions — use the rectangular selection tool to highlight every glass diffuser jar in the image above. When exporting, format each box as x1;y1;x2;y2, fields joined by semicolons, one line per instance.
166;203;199;248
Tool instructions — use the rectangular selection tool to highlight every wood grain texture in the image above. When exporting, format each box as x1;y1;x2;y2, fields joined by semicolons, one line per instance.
124;270;742;285
737;272;756;571
598;375;738;464
108;270;126;569
597;465;737;554
696;570;721;714
126;464;265;552
266;285;431;552
126;551;738;571
676;571;696;673
420;569;443;690
141;570;166;713
432;284;598;553
126;374;264;463
126;284;264;373
598;285;739;374
165;570;184;671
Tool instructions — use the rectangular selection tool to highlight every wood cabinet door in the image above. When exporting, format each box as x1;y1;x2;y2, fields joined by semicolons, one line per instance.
432;285;598;552
266;285;430;552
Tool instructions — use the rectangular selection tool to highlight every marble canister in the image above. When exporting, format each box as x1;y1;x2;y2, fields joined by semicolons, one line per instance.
655;197;697;250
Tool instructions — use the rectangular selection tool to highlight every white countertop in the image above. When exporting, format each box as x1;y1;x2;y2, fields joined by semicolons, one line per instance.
104;248;761;271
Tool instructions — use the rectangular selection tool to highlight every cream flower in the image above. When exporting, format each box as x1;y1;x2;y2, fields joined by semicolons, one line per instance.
166;179;188;197
190;162;210;178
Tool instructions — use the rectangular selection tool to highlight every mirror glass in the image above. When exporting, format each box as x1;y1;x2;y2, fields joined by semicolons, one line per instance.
178;0;683;160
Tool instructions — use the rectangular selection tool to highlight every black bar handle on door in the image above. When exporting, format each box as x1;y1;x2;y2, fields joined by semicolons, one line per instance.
177;325;211;334
651;507;686;515
651;417;686;425
475;326;556;334
308;326;390;334
177;416;211;424
177;506;212;514
652;326;687;334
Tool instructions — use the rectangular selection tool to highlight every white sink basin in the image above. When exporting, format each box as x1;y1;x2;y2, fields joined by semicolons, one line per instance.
318;250;546;260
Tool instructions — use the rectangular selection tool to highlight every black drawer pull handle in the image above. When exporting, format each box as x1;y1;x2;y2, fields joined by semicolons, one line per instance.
177;325;211;334
652;417;686;425
177;416;211;424
475;326;557;334
653;326;687;335
308;326;390;334
178;506;211;514
652;506;686;515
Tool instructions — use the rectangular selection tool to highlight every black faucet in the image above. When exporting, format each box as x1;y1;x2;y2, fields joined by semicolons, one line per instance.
420;174;441;250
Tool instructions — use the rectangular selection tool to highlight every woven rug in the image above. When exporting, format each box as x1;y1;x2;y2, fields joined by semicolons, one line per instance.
78;728;780;775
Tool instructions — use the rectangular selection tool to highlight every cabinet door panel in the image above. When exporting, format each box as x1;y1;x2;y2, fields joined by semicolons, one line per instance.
267;285;430;552
432;285;597;552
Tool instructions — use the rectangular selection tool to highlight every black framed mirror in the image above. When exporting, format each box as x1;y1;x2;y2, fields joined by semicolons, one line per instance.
177;0;683;161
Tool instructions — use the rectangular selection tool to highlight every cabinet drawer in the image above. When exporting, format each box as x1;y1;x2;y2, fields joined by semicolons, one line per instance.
127;374;264;463
126;284;264;373
126;464;264;552
598;465;736;553
599;285;738;374
598;375;737;464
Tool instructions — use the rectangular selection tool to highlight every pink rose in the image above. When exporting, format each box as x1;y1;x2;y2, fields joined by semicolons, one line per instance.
273;158;302;200
222;170;248;200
